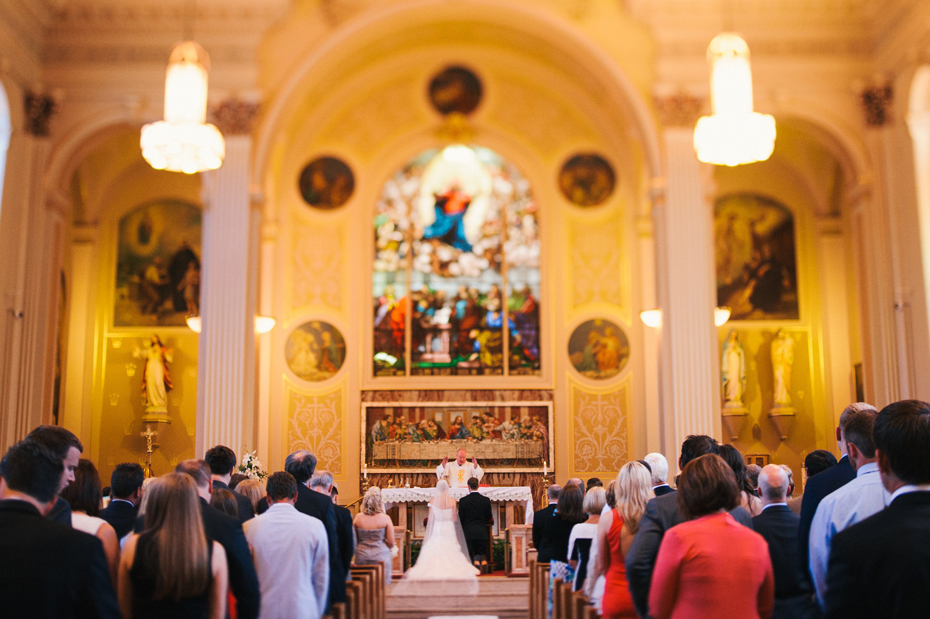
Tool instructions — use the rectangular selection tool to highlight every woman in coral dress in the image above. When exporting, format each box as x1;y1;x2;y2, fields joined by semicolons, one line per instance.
595;461;654;619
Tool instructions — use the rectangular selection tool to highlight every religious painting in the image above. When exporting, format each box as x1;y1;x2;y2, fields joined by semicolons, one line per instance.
286;321;346;382
373;145;541;377
715;194;799;320
428;65;483;116
568;319;630;379
299;156;355;209
114;200;202;327
362;402;553;473
559;154;616;207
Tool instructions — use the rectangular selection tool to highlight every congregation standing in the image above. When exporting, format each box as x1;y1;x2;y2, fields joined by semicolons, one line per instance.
3;398;930;618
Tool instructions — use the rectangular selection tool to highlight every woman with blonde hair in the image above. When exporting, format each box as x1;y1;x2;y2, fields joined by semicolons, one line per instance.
353;486;395;585
235;479;265;515
117;473;228;619
594;461;654;619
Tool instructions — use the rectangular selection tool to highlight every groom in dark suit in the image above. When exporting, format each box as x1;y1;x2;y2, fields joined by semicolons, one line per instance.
458;476;493;563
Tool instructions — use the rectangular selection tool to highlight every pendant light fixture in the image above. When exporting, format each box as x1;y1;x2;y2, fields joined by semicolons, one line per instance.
693;33;776;166
140;2;224;174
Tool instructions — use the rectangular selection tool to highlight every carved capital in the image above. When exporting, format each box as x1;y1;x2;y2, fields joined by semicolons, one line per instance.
859;84;893;127
654;93;705;128
24;91;58;137
209;98;261;135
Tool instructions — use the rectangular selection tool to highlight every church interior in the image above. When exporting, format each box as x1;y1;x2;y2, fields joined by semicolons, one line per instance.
1;0;930;545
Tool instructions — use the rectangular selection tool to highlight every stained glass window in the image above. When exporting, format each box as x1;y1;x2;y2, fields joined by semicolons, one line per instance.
373;146;541;377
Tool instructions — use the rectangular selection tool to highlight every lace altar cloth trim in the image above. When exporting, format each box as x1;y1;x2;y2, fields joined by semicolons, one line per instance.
383;486;534;524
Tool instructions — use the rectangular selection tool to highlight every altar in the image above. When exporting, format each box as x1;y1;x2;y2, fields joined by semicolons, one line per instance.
381;486;535;575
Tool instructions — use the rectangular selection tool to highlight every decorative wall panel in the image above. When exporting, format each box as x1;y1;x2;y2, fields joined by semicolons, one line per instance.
569;378;631;475
570;215;624;309
286;378;346;477
290;221;344;314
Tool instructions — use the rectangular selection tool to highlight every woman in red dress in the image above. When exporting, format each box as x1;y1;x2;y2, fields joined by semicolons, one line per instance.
595;461;654;619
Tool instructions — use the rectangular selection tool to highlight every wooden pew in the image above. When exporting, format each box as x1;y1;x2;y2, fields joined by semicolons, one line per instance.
351;564;384;619
346;579;362;619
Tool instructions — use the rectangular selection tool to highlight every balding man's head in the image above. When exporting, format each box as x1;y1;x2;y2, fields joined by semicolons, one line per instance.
547;484;561;503
758;464;789;504
456;449;466;465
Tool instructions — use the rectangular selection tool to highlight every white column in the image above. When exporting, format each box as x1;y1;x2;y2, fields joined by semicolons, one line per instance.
654;121;720;460
815;217;853;421
196;132;258;454
636;212;662;454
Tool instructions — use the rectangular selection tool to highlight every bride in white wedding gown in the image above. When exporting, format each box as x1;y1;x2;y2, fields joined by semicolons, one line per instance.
393;480;480;595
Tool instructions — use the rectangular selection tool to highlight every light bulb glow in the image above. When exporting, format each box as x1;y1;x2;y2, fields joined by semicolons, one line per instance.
640;309;662;328
186;315;202;333
254;316;276;334
714;306;732;327
694;33;776;167
141;41;225;174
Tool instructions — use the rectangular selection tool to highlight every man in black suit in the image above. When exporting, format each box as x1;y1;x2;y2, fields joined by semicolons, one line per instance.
798;403;874;574
175;459;261;619
205;445;254;522
0;440;120;619
100;461;144;540
24;425;84;526
257;449;346;608
626;434;753;619
311;470;354;585
825;400;930;618
459;476;494;564
532;484;560;562
752;465;819;619
644;452;674;496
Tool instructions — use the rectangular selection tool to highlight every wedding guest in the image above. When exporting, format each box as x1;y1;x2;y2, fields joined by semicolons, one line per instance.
211;488;240;518
0;439;121;619
353;486;395;585
245;472;329;619
545;483;586;563
748;464;763;491
532;484;561;562
311;470;354;584
118;473;228;619
101;462;145;542
568;486;605;593
643;453;672;496
604;480;617;510
626;435;753;619
788;450;837;515
229;473;249;491
586;477;604;491
61;458;120;583
236;479;265;514
596;462;652;619
719;444;763;516
174;459;261;619
205;445;254;522
649;454;774;619
24;424;83;526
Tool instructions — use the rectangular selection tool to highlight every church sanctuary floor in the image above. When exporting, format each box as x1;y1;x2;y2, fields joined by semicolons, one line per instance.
387;576;529;619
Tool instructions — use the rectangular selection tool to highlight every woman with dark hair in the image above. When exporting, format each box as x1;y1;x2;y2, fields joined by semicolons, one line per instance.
541;483;587;618
718;443;763;516
60;458;120;583
649;454;774;619
210;488;239;518
118;473;228;619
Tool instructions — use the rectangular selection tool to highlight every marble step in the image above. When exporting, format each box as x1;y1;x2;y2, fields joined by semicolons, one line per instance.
387;576;529;619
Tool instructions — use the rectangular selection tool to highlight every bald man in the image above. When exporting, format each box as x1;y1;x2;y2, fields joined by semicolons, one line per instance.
437;449;483;488
752;465;818;619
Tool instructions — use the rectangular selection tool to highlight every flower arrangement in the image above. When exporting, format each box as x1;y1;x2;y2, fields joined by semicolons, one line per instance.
237;450;268;480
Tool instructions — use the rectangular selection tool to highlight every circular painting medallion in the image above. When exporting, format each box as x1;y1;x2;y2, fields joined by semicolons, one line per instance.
286;321;346;381
298;157;355;210
568;319;630;380
559;154;616;207
428;66;483;116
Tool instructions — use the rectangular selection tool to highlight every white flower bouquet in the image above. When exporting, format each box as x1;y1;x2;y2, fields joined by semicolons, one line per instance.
237;450;268;480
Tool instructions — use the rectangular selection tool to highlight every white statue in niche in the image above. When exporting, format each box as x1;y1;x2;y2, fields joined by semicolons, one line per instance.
771;329;795;408
721;330;747;409
134;334;173;423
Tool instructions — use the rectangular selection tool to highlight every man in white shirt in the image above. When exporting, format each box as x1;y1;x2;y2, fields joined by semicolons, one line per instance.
436;449;483;488
809;409;889;608
244;471;329;619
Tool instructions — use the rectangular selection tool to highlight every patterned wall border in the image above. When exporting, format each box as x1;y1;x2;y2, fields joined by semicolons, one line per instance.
284;376;348;481
567;375;632;477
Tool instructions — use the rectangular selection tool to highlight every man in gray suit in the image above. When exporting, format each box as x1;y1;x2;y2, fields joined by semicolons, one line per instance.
625;435;753;618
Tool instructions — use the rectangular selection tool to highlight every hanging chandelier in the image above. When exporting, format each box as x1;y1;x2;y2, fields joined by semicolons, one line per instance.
693;33;776;166
141;41;225;174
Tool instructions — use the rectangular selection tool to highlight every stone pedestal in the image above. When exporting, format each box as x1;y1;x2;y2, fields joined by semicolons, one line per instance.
768;407;796;440
508;524;531;575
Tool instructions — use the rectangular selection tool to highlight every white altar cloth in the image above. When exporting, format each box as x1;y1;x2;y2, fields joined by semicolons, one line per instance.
382;486;534;524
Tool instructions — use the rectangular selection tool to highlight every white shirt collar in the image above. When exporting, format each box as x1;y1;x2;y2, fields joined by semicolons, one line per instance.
855;461;880;477
890;484;930;502
761;502;788;511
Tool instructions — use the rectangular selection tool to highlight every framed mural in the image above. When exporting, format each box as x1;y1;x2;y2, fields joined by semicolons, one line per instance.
362;401;553;473
428;65;483;115
114;200;202;327
299;156;355;209
715;194;799;321
558;153;616;207
372;145;541;378
568;319;630;380
285;321;347;382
